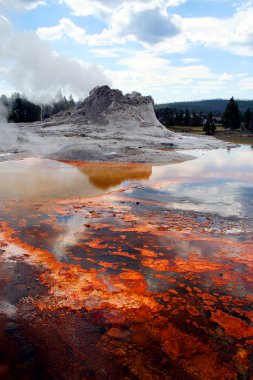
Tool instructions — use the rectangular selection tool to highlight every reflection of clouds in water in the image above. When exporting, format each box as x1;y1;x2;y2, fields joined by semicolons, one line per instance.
166;182;252;217
53;215;88;262
169;182;245;217
0;300;17;318
234;185;253;219
148;146;253;218
151;146;253;182
173;239;203;259
0;159;152;264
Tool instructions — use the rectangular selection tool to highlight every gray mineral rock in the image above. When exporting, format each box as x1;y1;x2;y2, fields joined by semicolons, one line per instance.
57;85;169;133
0;86;230;163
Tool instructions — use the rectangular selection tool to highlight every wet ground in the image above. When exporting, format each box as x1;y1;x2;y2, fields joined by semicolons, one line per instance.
0;145;253;379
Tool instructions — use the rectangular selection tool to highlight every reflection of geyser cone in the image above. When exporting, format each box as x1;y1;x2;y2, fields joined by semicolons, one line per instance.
77;163;152;190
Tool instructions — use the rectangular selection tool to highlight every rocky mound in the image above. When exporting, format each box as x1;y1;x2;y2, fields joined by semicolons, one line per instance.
1;86;229;164
76;85;163;127
46;85;172;138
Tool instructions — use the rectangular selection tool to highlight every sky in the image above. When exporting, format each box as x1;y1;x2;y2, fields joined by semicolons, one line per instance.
0;0;253;103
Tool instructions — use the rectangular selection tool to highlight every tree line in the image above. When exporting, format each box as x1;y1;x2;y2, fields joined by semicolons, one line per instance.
155;97;253;135
0;92;76;123
1;92;252;134
155;98;253;115
155;108;203;127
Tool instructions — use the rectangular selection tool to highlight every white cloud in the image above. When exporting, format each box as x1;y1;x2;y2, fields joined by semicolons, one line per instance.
33;0;253;102
121;8;179;44
181;4;253;56
59;0;112;17
1;0;253;103
235;0;253;11
181;58;201;64
0;0;46;11
0;18;110;103
107;49;233;102
38;1;253;57
219;72;234;81
53;0;185;48
59;0;186;17
37;5;181;47
37;17;86;42
0;15;11;35
89;47;124;58
240;76;253;90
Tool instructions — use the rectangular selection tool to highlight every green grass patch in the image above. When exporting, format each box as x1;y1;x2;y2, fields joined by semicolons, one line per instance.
215;134;253;145
167;126;253;145
167;125;224;135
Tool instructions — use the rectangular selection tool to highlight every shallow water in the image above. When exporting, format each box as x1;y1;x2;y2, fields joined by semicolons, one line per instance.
1;146;252;214
0;158;152;200
0;145;253;379
139;145;253;218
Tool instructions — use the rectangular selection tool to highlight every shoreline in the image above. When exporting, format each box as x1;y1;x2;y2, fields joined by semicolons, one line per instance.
0;121;233;165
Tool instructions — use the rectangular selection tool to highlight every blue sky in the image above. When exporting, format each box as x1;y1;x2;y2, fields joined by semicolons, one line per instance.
0;0;253;103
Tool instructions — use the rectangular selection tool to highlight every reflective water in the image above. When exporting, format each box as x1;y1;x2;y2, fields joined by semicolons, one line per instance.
0;145;253;379
147;145;253;217
0;158;152;200
1;146;252;217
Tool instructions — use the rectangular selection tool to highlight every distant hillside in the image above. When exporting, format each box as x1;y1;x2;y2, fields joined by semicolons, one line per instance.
155;99;253;115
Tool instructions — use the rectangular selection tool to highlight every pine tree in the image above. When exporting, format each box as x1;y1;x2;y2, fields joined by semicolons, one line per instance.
242;108;252;130
184;109;190;126
203;112;216;135
9;93;23;122
68;94;75;108
249;115;253;132
191;111;202;126
222;97;241;130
